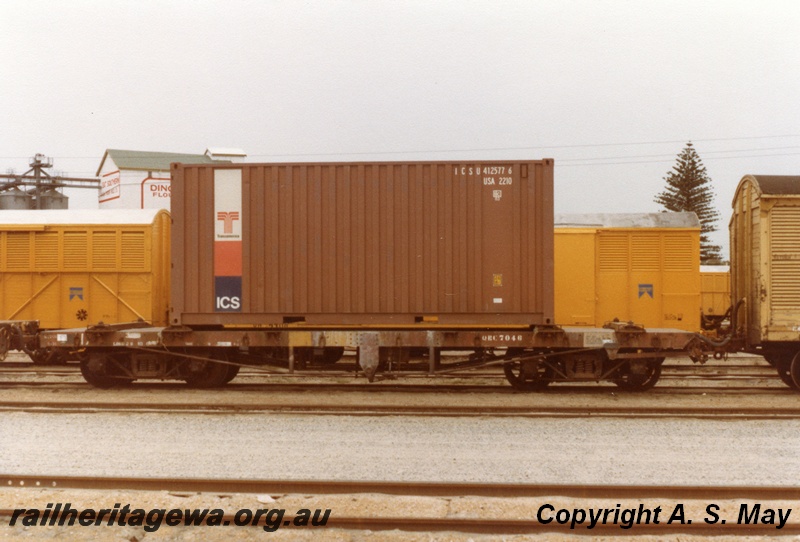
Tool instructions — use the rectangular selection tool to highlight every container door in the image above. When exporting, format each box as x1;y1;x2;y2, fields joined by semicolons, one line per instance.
480;169;515;313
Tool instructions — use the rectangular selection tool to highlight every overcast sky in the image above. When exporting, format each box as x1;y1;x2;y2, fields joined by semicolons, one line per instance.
2;1;799;253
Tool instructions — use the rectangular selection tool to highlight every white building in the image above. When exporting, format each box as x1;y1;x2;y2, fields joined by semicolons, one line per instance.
96;148;246;210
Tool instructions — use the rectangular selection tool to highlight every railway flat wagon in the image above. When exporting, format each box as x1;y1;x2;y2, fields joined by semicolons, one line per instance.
40;160;700;390
730;175;800;385
554;213;701;331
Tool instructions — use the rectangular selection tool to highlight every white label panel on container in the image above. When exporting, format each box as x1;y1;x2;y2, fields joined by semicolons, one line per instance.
214;169;243;241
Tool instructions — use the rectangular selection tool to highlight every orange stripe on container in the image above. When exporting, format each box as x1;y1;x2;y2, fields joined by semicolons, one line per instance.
214;241;242;276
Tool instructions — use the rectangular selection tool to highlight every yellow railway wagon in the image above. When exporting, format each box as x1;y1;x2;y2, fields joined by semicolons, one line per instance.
555;213;701;331
0;209;170;329
700;265;730;326
730;175;800;347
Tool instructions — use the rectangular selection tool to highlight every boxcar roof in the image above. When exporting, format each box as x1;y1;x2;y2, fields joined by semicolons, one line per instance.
0;209;165;225
555;212;700;228
745;175;800;196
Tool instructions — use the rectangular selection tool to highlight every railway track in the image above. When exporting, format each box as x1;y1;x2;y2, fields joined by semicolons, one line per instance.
0;383;788;395
0;370;789;394
5;474;800;499
0;359;784;382
1;357;792;418
4;476;800;535
0;368;783;381
1;399;798;419
0;361;791;406
0;359;778;371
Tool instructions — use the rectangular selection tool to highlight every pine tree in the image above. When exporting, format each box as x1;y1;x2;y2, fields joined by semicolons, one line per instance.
654;142;723;263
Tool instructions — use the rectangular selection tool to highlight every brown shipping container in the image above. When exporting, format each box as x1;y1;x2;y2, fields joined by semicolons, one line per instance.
170;160;554;327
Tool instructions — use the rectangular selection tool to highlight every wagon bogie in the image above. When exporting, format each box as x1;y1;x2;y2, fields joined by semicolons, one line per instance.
500;348;665;391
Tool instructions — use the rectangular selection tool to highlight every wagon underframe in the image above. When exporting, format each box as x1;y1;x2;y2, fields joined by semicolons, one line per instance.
34;321;701;390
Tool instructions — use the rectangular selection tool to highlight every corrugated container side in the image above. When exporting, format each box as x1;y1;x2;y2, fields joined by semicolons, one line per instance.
171;160;554;327
0;210;170;328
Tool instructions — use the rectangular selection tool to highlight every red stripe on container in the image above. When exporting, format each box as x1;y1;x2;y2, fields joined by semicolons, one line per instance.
214;241;243;276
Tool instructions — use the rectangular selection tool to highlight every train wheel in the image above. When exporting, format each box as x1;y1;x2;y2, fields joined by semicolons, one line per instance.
777;365;797;388
764;352;799;389
80;354;134;389
789;352;800;391
183;352;231;388
503;361;550;391
222;363;240;384
613;358;663;391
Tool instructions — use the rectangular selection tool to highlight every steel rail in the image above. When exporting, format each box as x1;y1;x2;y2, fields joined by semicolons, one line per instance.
1;401;799;419
0;362;775;376
0;374;782;386
4;475;800;500
0;378;788;394
0;364;782;381
0;365;780;376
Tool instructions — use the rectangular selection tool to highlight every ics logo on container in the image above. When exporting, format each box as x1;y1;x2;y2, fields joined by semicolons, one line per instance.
215;295;241;310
